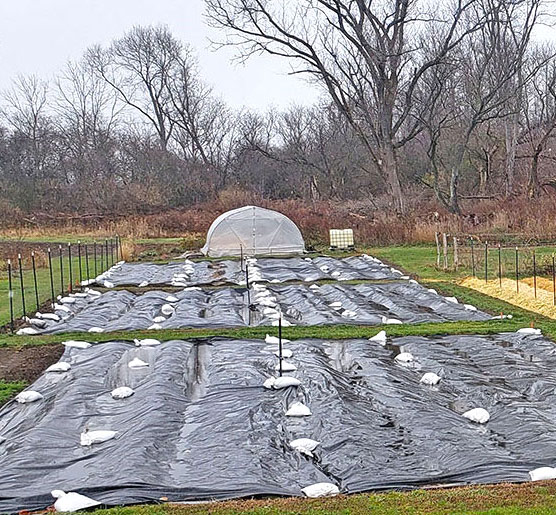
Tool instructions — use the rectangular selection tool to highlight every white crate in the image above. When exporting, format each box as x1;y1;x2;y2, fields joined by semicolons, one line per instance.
329;229;354;249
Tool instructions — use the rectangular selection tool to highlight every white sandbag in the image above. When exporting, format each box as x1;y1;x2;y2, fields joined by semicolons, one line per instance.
290;438;320;457
54;303;71;313
161;304;175;315
301;482;339;498
395;352;414;364
464;304;477;311
46;362;71;373
103;280;114;288
138;281;149;287
265;334;291;345
369;330;387;345
272;319;293;327
29;318;47;328
328;301;342;308
331;271;341;278
51;490;101;512
420;372;441;385
148;323;162;330
80;429;117;446
72;292;88;298
462;407;490;424
17;327;39;335
445;296;459;304
111;386;134;399
529;467;556;481
16;391;43;403
87;327;104;333
273;376;301;389
517;328;541;335
128;357;149;369
63;340;91;349
275;361;297;372
153;316;166;323
319;265;330;272
60;297;76;304
166;295;179;303
270;279;281;283
41;313;61;321
304;257;312;262
286;401;311;417
309;284;320;290
381;316;402;325
134;338;161;347
263;377;276;389
428;288;438;295
274;349;293;358
341;309;357;318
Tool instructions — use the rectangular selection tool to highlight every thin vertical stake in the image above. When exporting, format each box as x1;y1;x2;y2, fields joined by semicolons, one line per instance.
59;245;64;295
68;243;73;293
7;259;14;333
278;315;283;377
85;244;90;282
552;254;555;306
18;253;26;319
471;239;476;277
94;242;98;277
484;242;488;283
498;244;502;288
31;251;39;311
48;248;55;309
78;241;83;291
515;247;519;293
533;249;537;299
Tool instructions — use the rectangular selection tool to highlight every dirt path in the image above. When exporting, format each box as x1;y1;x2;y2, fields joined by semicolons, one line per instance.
0;344;63;383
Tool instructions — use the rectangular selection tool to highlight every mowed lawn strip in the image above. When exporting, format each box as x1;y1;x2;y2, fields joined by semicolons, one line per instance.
84;482;556;515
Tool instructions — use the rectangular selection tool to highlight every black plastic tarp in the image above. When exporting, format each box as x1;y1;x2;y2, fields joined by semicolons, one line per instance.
32;282;489;334
1;332;555;513
97;255;400;287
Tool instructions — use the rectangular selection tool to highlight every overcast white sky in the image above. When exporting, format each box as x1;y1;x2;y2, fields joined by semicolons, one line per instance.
0;0;319;110
0;1;554;112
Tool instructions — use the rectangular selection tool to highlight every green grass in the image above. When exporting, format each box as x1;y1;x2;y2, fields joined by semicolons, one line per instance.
83;482;556;514
0;380;26;403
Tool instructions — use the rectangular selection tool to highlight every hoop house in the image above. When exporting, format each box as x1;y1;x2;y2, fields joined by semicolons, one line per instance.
201;206;305;257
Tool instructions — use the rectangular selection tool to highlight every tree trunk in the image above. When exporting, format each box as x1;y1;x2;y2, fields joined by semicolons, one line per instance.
504;117;518;196
528;150;541;199
380;143;404;214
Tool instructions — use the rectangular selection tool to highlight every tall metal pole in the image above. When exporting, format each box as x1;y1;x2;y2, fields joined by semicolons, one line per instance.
471;239;475;277
31;251;39;311
533;249;537;299
515;246;519;293
48;248;55;309
78;241;83;291
18;253;26;319
278;314;283;377
59;245;64;295
498;243;502;288
7;259;14;333
68;243;73;293
85;244;90;283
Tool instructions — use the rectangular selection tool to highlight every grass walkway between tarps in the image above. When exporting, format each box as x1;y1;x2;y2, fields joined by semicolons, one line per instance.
83;482;556;515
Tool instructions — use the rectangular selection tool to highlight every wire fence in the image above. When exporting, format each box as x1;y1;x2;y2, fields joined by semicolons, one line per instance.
4;236;123;333
435;233;556;303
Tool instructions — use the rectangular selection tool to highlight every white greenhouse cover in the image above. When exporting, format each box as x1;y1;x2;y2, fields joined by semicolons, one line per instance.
201;206;305;257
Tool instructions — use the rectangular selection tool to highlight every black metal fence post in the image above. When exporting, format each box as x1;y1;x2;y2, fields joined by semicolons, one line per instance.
553;254;555;306
119;235;124;261
110;238;114;266
85;244;90;283
245;263;250;307
31;251;39;311
533;249;537;299
278;314;283;377
68;243;73;293
498;243;502;288
471;239;475;277
515;246;519;293
94;241;99;277
59;245;64;295
78;241;83;291
48;247;55;309
18;253;26;319
8;259;14;333
484;242;488;283
104;240;108;271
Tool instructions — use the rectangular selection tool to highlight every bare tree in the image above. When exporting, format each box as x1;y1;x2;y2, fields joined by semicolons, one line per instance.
87;25;181;150
205;0;488;213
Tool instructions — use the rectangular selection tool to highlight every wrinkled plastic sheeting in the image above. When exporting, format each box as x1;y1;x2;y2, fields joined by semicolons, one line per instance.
96;256;400;287
33;282;488;334
2;332;556;512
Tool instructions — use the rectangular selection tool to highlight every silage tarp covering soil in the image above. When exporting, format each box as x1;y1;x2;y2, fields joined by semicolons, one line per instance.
95;255;401;287
1;333;556;512
32;282;489;334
